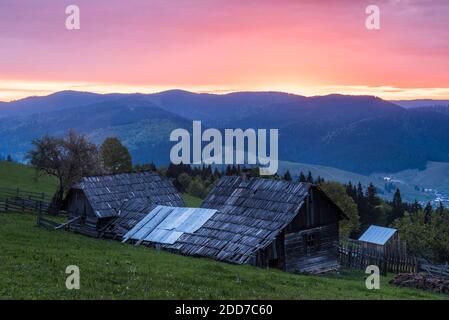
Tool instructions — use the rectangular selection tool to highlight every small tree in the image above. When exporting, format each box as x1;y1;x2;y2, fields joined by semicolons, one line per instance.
306;171;313;183
187;177;207;198
283;170;292;181
100;137;132;174
27;130;101;212
320;181;360;238
388;188;404;225
177;173;192;192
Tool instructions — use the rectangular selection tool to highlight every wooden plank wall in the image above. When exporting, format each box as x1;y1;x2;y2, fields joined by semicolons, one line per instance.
284;224;339;273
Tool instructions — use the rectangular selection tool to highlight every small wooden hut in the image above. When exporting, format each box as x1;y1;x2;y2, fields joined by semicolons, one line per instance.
62;171;184;237
358;225;401;256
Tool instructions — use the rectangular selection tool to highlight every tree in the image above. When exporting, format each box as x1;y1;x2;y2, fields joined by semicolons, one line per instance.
187;177;207;198
424;202;433;224
283;170;292;181
177;173;192;192
365;183;386;227
27;130;101;212
388;188;404;225
320;181;360;238
410;200;422;214
306;171;313;183
99;137;132;174
6;154;13;162
134;162;156;172
298;171;306;182
394;207;449;262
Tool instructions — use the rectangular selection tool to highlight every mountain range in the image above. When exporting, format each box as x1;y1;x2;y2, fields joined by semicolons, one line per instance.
1;90;449;177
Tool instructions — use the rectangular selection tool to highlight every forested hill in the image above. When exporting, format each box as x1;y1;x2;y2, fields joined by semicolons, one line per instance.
2;90;449;175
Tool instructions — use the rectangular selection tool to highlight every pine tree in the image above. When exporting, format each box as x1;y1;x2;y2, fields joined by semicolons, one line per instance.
424;202;433;224
283;170;292;181
436;201;446;215
411;200;422;214
298;171;306;182
388;188;404;225
306;171;313;183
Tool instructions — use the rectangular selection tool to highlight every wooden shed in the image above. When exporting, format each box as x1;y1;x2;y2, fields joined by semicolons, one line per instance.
62;171;184;238
358;225;401;256
124;176;347;274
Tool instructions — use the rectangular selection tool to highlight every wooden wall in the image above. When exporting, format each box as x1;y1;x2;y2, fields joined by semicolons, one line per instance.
281;189;341;273
284;223;339;273
65;190;101;237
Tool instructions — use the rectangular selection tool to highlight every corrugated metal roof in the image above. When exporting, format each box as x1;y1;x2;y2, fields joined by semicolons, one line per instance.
358;225;397;245
122;206;217;245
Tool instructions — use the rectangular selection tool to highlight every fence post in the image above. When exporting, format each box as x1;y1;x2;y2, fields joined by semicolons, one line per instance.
348;245;353;269
381;257;387;276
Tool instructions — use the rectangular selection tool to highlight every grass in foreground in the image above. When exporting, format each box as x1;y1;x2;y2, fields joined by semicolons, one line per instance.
0;213;445;300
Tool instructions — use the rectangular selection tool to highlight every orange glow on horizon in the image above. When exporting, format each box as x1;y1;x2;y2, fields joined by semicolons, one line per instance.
1;80;449;102
1;1;448;102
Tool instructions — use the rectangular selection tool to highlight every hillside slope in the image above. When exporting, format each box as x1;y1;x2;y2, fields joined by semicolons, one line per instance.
0;161;57;198
0;213;445;300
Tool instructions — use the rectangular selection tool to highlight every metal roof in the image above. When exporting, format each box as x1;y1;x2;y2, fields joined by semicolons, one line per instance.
358;225;397;245
122;206;217;245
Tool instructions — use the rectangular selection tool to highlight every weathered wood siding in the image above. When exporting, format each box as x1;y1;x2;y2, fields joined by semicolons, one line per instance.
284;224;339;273
283;189;340;273
65;190;100;237
254;232;286;269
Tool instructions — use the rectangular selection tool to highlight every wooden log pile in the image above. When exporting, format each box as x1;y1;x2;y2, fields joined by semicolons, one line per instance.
390;273;449;295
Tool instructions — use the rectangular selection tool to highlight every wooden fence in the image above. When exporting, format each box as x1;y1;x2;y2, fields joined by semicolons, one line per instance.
36;214;61;230
0;197;50;215
0;187;49;201
338;240;418;275
419;262;449;278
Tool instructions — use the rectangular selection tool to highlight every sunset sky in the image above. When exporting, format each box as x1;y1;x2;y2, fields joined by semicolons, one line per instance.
0;0;448;101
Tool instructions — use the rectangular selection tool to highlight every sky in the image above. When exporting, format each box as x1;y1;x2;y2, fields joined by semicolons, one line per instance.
0;0;448;101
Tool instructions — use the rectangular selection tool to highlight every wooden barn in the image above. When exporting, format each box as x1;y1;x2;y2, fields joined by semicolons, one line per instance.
123;176;347;274
62;171;184;238
358;225;401;256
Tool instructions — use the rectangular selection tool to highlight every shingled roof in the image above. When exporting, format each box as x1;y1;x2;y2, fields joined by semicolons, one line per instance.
70;171;184;219
165;176;315;264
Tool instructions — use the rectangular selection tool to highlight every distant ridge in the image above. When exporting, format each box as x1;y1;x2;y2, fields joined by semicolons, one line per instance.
1;89;449;176
391;99;449;108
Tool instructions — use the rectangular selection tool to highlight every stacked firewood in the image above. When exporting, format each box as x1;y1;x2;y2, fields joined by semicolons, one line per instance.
390;273;449;295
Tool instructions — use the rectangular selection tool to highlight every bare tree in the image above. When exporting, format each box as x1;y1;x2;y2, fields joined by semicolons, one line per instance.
27;130;101;212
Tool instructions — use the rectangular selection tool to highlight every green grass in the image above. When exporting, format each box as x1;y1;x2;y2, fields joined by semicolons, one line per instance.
0;161;58;199
0;162;444;300
0;213;445;300
182;193;203;207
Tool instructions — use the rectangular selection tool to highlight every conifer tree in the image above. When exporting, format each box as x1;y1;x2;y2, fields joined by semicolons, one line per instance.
283;170;292;181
